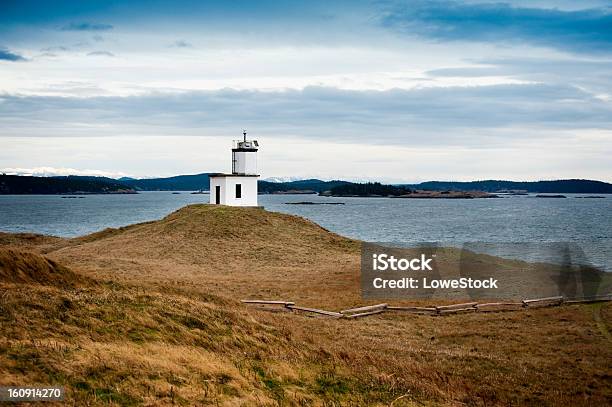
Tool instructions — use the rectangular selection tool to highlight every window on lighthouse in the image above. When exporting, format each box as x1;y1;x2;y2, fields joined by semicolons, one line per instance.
235;184;242;199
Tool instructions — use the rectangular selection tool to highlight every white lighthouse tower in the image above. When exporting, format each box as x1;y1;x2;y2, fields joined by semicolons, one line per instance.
209;131;260;206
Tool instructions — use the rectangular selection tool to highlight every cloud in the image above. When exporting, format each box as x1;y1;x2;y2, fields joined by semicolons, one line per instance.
380;1;612;54
0;166;129;178
41;45;69;52
426;57;612;96
87;50;115;57
29;81;111;96
0;47;26;61
169;40;192;48
39;43;94;55
1;84;611;147
60;22;113;31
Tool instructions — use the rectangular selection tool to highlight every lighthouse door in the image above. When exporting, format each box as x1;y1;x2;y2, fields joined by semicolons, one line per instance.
215;186;221;204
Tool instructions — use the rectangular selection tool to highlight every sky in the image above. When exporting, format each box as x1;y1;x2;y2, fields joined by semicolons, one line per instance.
1;0;611;182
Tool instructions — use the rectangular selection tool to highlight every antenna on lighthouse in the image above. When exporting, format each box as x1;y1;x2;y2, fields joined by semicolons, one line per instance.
243;129;247;142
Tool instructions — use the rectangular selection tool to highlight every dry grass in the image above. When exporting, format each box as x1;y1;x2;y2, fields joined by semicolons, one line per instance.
0;232;65;253
0;248;88;287
0;204;610;406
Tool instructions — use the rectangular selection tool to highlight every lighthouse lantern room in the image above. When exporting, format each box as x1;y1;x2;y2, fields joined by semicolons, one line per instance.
209;131;260;206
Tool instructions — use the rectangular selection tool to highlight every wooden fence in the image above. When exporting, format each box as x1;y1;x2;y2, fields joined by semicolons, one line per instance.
241;293;611;319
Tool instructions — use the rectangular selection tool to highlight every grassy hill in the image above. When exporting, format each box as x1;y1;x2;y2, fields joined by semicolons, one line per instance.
1;205;611;405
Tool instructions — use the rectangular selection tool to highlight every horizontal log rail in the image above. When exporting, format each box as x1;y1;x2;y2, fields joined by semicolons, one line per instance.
286;305;343;318
241;300;295;305
565;294;612;304
340;303;388;314
435;302;478;311
387;306;437;313
438;307;478;315
476;302;523;307
476;302;524;312
522;296;563;306
344;309;386;319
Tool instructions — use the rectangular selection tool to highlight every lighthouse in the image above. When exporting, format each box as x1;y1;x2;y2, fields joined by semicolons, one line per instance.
209;131;260;206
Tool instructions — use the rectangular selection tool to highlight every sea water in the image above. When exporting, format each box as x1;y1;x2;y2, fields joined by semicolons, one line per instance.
0;192;610;271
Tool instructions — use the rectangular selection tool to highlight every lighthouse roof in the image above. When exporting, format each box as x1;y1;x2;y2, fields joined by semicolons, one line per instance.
209;173;259;178
233;139;258;151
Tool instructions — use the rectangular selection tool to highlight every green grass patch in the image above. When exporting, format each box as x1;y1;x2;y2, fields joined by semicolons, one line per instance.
253;365;285;401
93;387;140;406
314;372;349;397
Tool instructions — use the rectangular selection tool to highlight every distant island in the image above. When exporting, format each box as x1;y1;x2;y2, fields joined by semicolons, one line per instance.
118;173;211;191
259;179;351;194
269;178;612;196
322;182;411;197
398;179;612;194
321;182;497;198
1;174;611;195
0;175;136;194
